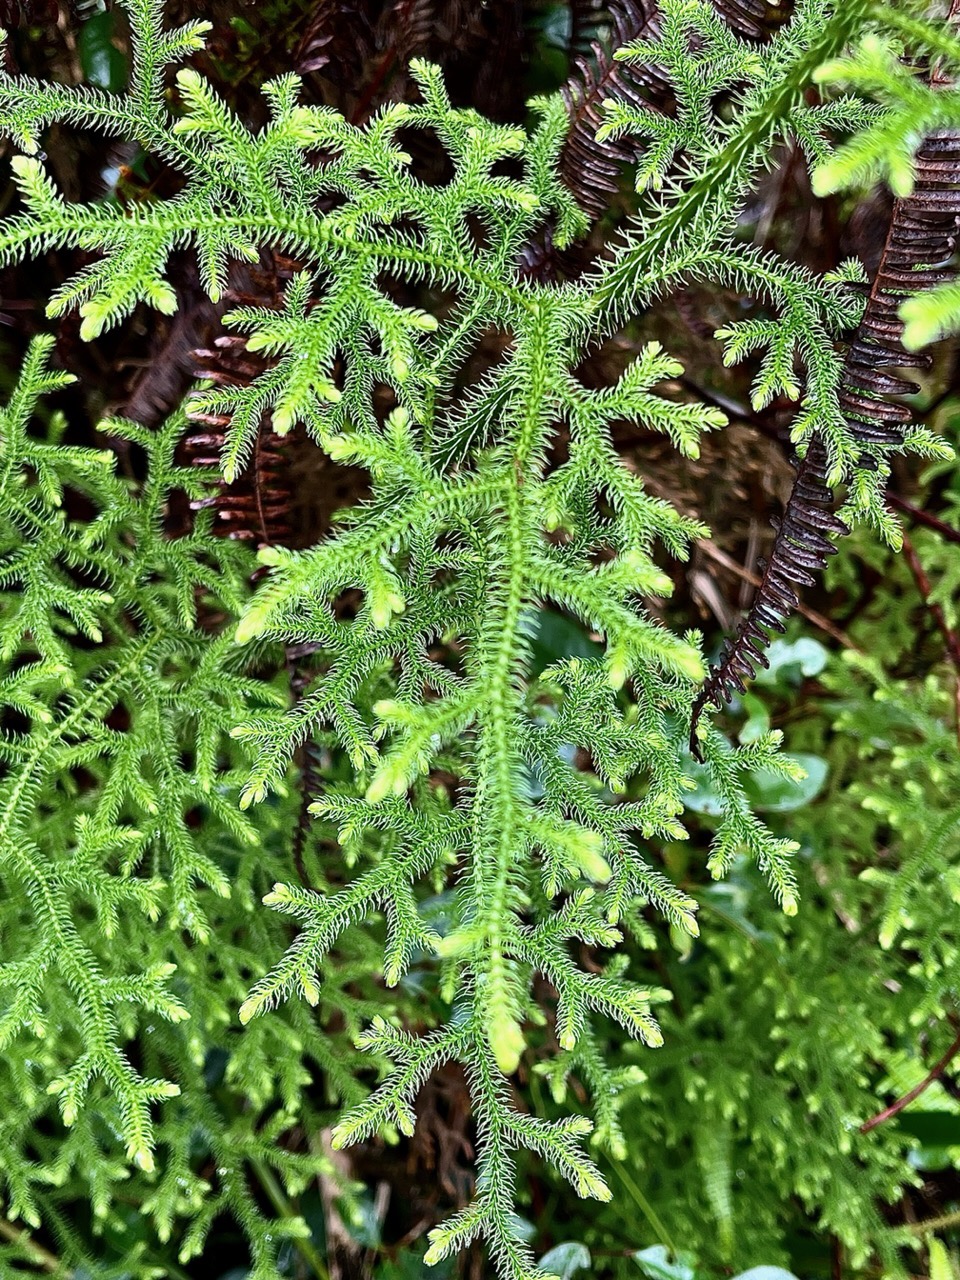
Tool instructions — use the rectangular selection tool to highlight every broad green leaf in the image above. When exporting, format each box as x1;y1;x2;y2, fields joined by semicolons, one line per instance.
633;1245;697;1280
753;637;829;687
79;12;128;93
739;691;772;744
928;1237;953;1280
528;607;602;674
540;1242;592;1279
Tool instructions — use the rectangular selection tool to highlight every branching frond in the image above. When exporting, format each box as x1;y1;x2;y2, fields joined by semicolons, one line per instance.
0;0;953;1274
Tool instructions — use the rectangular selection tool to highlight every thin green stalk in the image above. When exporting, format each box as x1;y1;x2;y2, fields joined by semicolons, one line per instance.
250;1157;332;1280
471;302;553;1072
608;1157;679;1256
0;210;532;311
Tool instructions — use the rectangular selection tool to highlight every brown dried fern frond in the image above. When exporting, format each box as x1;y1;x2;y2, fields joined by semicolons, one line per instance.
691;132;960;752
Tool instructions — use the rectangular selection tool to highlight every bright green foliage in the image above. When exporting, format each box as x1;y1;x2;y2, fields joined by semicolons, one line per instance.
812;9;960;202
0;1;955;1277
501;415;960;1274
0;338;252;1167
588;0;943;529
534;625;960;1276
810;4;960;347
0;341;391;1278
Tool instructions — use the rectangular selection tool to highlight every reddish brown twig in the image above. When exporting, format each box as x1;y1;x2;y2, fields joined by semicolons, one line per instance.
887;493;960;547
900;527;960;744
901;530;960;669
860;1026;960;1134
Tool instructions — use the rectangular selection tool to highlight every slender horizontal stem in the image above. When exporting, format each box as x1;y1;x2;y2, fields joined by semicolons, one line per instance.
888;493;960;547
860;1026;960;1134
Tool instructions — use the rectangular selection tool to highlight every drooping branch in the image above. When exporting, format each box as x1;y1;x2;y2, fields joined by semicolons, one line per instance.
691;129;960;752
557;0;792;222
558;0;669;221
690;438;846;756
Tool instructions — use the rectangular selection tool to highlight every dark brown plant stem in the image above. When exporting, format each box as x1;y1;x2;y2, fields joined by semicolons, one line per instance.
348;0;416;126
557;0;668;222
899;527;960;744
900;530;960;672
887;492;960;547
831;1236;843;1280
694;537;857;652
689;437;848;757
556;0;791;224
860;1026;960;1134
692;116;960;754
0;1220;66;1276
836;136;960;450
